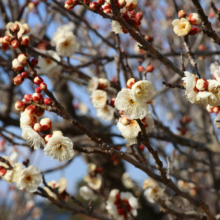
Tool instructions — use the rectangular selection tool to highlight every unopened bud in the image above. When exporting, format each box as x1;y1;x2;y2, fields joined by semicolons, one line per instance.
21;71;29;78
110;98;115;107
32;92;43;103
40;118;52;130
89;2;99;10
1;43;9;52
189;27;201;35
145;35;153;42
45;134;52;143
44;98;52;106
15;101;25;111
64;0;77;9
40;82;47;91
98;78;110;90
33;123;43;132
35;107;45;117
117;0;126;8
126;78;136;89
146;64;154;72
3;35;12;45
17;53;28;65
12;59;24;71
0;167;7;177
83;0;90;5
120;115;131;126
30;58;38;67
35;87;42;93
128;11;135;18
188;13;201;26
206;105;214;113
11;40;19;49
195;78;208;91
12;24;20;33
135;12;143;21
213;106;220;114
20;36;30;46
25;105;36;117
33;76;43;85
97;0;104;5
126;2;137;11
24;94;33;102
137;65;145;72
13;75;24;86
178;10;186;18
103;4;111;13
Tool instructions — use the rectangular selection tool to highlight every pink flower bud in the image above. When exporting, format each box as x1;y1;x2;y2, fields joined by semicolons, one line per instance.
64;0;77;9
44;134;52;143
44;98;52;106
40;82;47;91
0;167;7;177
137;65;144;72
89;2;99;10
33;123;43;132
32;92;43;103
135;12;143;21
97;0;104;5
35;107;45;117
188;13;201;26
213;106;220;114
103;4;111;13
3;35;12;45
189;27;201;35
25;105;37;117
20;36;30;46
12;24;20;33
128;11;135;18
13;75;24;86
178;10;186;18
12;59;24;71
17;53;28;65
120;115;131;126
21;71;29;78
11;40;19;49
15;101;25;111
195;78;208;91
133;18;141;29
126;2;137;11
35;87;42;93
83;0;90;4
117;0;126;8
146;64;154;72
40;118;52;130
126;78;136;89
1;43;9;52
30;58;38;67
33;76;43;85
24;94;33;101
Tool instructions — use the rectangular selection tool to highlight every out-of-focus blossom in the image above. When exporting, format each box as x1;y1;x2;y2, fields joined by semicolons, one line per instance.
92;90;107;109
97;105;114;121
122;173;135;189
79;186;97;200
111;21;123;34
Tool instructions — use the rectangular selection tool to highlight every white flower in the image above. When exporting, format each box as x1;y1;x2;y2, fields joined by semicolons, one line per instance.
92;90;107;109
38;50;62;78
196;91;220;106
215;112;220;128
182;71;198;103
84;173;102;190
172;18;191;37
106;189;139;220
16;165;42;193
115;88;149;119
141;112;154;132
6;21;25;38
51;29;79;57
20;112;36;128
131;80;154;103
79;186;97;201
87;77;99;95
97;105;114;121
22;126;45;149
122;173;135;189
206;104;214;113
98;78;111;90
214;70;220;82
44;131;74;162
111;21;123;34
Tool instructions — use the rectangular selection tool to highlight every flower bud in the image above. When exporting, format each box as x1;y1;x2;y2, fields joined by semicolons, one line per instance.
24;94;33;102
199;45;205;51
139;144;144;151
40;82;47;91
120;115;131;125
188;13;201;26
64;0;77;9
12;59;24;71
89;2;99;10
213;106;220;114
145;35;153;43
30;58;38;67
0;167;7;177
117;0;126;8
1;43;9;52
33;76;43;85
13;75;24;86
146;64;154;72
17;53;28;65
195;78;208;91
34;107;45;117
178;10;186;18
44;134;52;143
135;12;143;21
121;27;128;34
103;4;111;13
32;92;43;103
137;65;144;72
126;78;136;89
11;40;19;49
12;24;20;33
33;123;43;132
3;35;12;45
97;0;104;5
83;0;90;5
35;87;42;93
20;36;30;46
21;71;29;78
110;98;115;107
25;105;36;117
206;105;213;113
40;118;52;130
15;101;25;111
44;98;52;106
189;27;201;35
128;11;135;18
126;2;137;11
23;23;31;34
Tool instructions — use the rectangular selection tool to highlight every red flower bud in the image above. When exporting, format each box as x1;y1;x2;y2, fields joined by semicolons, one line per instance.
21;71;29;78
12;24;20;33
126;78;136;89
83;0;90;4
24;94;33;102
40;118;52;130
89;2;99;10
12;59;24;71
139;144;144;151
0;167;7;177
20;36;30;46
135;12;143;21
97;0;104;5
178;10;186;18
32;92;43;103
3;35;12;45
146;64;154;72
15;101;25;111
33;123;43;132
110;98;115;107
35;107;45;117
25;105;37;117
44;98;52;106
1;43;9;52
189;27;201;35
137;65;145;72
117;0;126;8
45;134;52;143
13;75;24;86
17;53;28;65
213;106;220;114
40;82;47;91
145;35;153;42
33;76;43;85
11;40;19;49
35;87;42;93
103;4;111;13
30;58;38;67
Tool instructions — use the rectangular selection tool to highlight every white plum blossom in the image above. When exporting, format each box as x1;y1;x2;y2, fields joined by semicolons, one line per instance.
79;186;97;201
131;80;154;103
92;90;107;109
122;173;135;189
97;105;114;121
16;165;42;193
87;77;99;95
38;50;62;78
44;131;74;162
172;18;191;37
6;21;28;38
22;126;45;149
51;26;79;57
141;112;154;132
115;88;149;119
20;112;36;128
207;79;220;94
196;91;220;106
111;21;123;34
106;189;139;220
